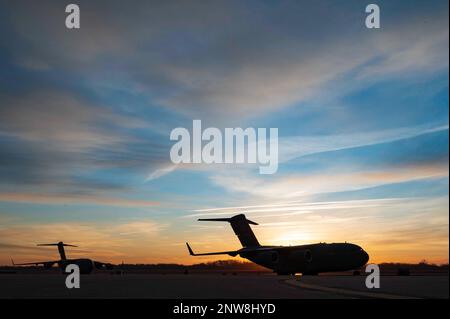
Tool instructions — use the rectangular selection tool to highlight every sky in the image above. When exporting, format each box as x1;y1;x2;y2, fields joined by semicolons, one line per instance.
0;0;448;265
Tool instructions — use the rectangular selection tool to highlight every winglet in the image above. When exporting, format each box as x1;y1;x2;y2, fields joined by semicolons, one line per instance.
186;242;195;256
11;258;15;266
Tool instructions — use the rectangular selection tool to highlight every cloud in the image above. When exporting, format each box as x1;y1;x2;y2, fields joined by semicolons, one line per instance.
144;123;448;181
185;197;413;218
3;1;448;120
210;162;448;199
0;91;131;150
279;124;449;163
0;90;170;195
116;221;165;236
2;1;448;187
358;14;449;80
0;192;158;207
145;165;178;182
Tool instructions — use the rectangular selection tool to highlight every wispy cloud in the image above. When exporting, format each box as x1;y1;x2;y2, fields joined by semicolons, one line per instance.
145;165;178;182
0;192;158;207
145;124;448;181
0;91;140;150
279;124;448;163
0;90;170;195
185;197;417;218
210;162;448;199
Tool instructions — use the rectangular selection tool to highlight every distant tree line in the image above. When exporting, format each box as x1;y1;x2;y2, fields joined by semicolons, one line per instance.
1;260;448;275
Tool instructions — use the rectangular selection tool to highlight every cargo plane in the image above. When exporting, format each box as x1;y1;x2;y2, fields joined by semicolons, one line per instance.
186;214;369;275
12;242;113;274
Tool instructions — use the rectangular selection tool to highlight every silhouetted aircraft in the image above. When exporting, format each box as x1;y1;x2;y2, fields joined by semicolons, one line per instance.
12;241;113;274
186;214;369;275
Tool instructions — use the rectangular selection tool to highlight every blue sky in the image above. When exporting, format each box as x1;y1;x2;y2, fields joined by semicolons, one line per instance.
0;0;448;264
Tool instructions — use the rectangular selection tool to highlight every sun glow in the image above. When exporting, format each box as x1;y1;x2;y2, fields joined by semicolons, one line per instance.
271;231;314;246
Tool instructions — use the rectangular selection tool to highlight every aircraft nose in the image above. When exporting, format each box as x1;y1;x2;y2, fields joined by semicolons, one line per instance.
361;250;369;265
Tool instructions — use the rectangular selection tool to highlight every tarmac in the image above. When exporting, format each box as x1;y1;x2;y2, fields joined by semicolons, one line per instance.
0;273;448;299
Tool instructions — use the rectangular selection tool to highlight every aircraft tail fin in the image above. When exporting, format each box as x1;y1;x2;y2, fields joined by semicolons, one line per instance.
198;214;260;247
37;242;77;260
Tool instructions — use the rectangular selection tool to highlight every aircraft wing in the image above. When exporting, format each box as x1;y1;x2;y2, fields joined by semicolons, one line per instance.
186;243;239;257
11;259;58;266
185;243;286;256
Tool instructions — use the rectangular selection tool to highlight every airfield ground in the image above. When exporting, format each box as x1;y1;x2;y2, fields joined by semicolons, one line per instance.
0;273;448;299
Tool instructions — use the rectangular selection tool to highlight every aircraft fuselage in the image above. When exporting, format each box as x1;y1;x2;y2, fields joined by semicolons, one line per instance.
58;258;95;274
240;242;369;275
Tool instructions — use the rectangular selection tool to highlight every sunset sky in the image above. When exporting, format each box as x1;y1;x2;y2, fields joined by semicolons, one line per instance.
0;0;448;266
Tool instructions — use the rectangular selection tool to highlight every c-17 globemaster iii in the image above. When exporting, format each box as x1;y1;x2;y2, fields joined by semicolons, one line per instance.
12;241;113;274
186;214;369;275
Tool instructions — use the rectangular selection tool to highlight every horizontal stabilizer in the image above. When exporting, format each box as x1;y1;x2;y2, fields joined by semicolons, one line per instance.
37;243;77;247
198;216;258;225
197;214;260;247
